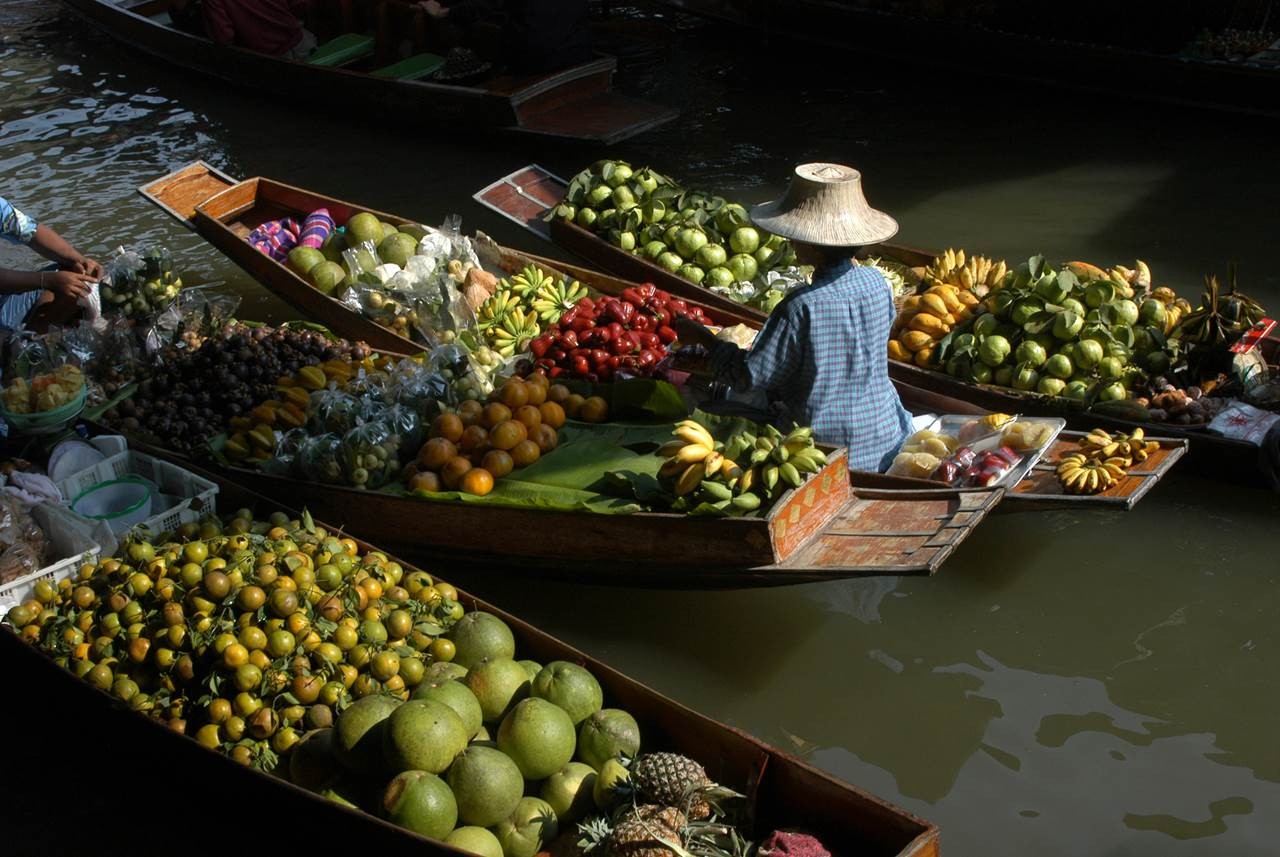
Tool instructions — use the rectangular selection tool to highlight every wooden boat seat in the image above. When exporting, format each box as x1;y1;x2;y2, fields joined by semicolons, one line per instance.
372;52;445;80
307;32;375;67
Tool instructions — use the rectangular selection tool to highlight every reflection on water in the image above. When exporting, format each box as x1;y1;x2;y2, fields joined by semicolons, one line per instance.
4;2;1280;855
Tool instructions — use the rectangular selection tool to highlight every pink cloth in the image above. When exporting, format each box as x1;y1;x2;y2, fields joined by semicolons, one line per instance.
758;832;831;857
202;0;312;56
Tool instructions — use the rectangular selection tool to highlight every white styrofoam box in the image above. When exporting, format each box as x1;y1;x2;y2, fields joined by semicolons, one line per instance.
56;450;218;538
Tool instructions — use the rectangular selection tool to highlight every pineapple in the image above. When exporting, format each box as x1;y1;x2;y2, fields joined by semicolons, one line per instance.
632;753;712;820
607;805;687;857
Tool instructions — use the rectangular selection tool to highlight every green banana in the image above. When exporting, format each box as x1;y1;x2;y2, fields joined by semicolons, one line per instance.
779;462;802;488
699;480;733;502
731;492;761;512
771;444;790;464
762;464;780;494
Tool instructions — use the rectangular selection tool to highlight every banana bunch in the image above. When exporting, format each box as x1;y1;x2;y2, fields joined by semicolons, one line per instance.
506;265;557;300
530;276;589;325
477;289;518;328
487;305;541;358
1056;454;1127;494
743;424;828;502
922;248;1007;297
1077;427;1159;466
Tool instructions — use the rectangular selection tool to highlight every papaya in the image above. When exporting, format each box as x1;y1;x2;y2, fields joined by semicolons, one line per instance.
956;289;980;307
900;330;932;353
900;295;922;314
908;313;948;337
1064;261;1109;282
920;293;949;318
914;346;934;368
887;340;911;362
926;285;963;313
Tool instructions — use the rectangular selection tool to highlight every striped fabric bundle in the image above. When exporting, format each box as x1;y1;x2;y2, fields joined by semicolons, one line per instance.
248;217;302;262
298;208;334;249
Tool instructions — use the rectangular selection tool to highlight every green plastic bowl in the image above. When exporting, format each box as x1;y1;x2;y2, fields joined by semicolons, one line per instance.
0;385;87;435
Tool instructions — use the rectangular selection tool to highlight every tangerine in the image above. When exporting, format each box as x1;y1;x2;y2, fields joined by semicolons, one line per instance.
458;400;484;426
579;396;609;423
419;438;457;471
530;424;559;454
481;449;514;478
489;420;527;451
499;379;530;409
458;424;490;452
510;440;541;468
441;456;473;490
547;384;572;404
432;413;465;443
514;405;542;430
538;401;566;429
409;471;442;493
562;393;586;419
482;402;512;428
460;468;495;496
524;379;548;405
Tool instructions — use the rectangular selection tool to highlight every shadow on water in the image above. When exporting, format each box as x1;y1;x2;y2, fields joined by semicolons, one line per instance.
3;2;1280;855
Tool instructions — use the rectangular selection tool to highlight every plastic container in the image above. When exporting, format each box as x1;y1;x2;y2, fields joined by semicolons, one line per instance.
71;476;154;534
0;385;87;435
55;449;219;537
0;503;103;611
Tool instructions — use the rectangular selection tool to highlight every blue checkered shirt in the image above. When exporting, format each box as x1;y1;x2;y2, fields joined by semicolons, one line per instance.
0;197;38;245
709;261;912;472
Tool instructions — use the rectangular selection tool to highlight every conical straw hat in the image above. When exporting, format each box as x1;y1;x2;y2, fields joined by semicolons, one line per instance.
750;163;898;247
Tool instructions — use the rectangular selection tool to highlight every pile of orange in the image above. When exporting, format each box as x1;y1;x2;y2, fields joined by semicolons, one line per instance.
406;376;609;496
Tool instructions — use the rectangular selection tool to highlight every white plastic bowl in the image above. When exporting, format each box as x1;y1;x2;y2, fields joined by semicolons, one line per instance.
71;476;154;534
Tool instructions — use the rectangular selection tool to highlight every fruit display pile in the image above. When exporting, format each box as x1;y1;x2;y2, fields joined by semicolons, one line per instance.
4;513;777;857
1054;428;1159;495
101;246;186;319
524;283;714;382
473;265;588;359
2;364;85;414
886;414;1053;486
651;417;828;515
888;249;1272;425
100;324;372;456
554;160;804;312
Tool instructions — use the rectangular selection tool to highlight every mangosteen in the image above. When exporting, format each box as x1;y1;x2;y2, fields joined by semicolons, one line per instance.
123;417;140;431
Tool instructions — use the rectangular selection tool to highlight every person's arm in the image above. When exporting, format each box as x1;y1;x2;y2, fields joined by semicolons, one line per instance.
0;268;95;300
202;0;236;45
673;313;801;393
421;0;493;26
28;224;102;279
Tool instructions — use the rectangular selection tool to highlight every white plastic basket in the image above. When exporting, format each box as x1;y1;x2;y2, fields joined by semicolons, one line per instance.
55;450;219;538
0;503;102;611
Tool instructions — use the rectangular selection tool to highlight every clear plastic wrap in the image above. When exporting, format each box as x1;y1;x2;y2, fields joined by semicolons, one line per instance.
263;427;310;477
378;403;424;460
338;421;399;489
308;388;364;436
298;433;343;484
0;495;47;584
100;245;185;319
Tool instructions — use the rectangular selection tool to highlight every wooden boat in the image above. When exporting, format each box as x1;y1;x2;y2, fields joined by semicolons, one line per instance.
63;0;678;144
508;174;1263;483
654;0;1280;118
0;467;941;857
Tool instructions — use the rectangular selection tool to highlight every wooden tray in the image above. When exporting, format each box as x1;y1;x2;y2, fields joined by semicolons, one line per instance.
1006;431;1189;510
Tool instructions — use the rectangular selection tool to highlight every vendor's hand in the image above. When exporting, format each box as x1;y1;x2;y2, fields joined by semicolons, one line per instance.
420;0;448;18
673;315;715;348
69;256;103;279
45;270;96;301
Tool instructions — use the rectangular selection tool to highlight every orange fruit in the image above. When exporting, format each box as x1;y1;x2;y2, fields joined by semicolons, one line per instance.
489;419;528;451
458;424;490;452
498;379;529;409
441;456;473;490
547;384;571;404
580;396;609;423
481;449;514;478
530;424;558;454
524;380;547;405
482;402;512;428
417;437;457;471
458;400;484;427
408;471;442;493
510;439;541;468
460;468;495;496
562;393;585;419
431;413;464;443
538;401;565;429
514;405;542;430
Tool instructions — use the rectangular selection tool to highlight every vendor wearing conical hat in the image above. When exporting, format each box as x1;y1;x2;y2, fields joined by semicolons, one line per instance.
673;164;912;472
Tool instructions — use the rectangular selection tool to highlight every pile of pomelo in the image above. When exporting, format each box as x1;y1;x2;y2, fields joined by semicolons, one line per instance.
296;610;642;857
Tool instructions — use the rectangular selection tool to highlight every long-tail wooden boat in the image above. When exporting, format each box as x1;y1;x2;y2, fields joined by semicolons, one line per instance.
63;0;677;144
0;467;941;856
654;0;1280;118
503;173;1264;484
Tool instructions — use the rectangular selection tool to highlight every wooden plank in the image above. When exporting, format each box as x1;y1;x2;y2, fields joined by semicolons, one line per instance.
514;92;681;145
473;164;568;240
766;450;851;561
137;160;236;224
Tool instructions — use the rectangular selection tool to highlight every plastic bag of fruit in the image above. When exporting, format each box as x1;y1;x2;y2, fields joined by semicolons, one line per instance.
338;421;399;489
0;494;46;584
308;388;364;436
298;433;343;484
145;287;242;355
101;245;185;319
263;427;309;477
370;402;423;459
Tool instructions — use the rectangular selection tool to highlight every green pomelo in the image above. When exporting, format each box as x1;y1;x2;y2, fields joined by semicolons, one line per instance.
540;762;598;824
288;246;325;277
353;247;378;273
334;694;401;776
446;827;506;857
494;797;559;857
465;657;530;723
518;660;543;682
383;699;468;775
705;267;735;288
424;661;469;683
448;612;516;669
673;227;707;259
446;745;525;827
309;261;346;296
412;678;484;738
399;223;429;241
346;212;382;247
695;243;727;269
531;661;602;726
320;230;347;263
592;757;630;810
726;253;758;283
656;252;683;273
383;770;458;840
497;698;577;780
576;708;641;771
289;727;339;792
379;232;418;268
729;226;760;254
380;221;400;241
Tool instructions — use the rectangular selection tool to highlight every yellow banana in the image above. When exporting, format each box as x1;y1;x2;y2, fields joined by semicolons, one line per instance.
674;443;713;464
673;425;712;447
702;451;725;477
675;463;705;496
